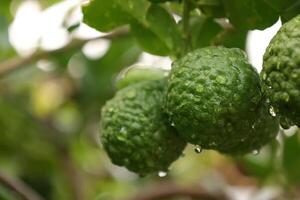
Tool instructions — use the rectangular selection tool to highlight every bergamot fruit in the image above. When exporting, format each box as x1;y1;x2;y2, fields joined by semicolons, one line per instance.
100;79;186;175
261;14;300;128
166;46;279;154
115;65;167;90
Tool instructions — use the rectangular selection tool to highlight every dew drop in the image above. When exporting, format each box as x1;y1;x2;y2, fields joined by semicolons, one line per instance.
251;124;255;129
194;145;202;154
269;106;276;117
171;122;175;127
158;171;167;177
252;149;260;155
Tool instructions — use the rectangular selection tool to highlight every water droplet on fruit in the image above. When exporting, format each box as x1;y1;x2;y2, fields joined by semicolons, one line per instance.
269;106;276;117
194;145;202;154
158;171;167;177
252;149;259;155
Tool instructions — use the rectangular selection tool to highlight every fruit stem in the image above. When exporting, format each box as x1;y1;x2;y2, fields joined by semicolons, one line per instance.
182;0;192;56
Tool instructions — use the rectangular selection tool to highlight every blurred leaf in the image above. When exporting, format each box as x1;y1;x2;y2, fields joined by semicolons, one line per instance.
0;186;20;200
283;133;300;184
0;0;12;20
76;35;141;117
0;16;16;61
237;142;277;179
223;0;279;30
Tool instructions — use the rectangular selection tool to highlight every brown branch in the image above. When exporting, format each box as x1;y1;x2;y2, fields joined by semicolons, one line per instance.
125;182;229;200
0;171;45;200
0;27;129;78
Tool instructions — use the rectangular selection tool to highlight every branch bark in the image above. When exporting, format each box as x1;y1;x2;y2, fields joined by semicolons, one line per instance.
0;27;129;78
125;182;229;200
0;171;45;200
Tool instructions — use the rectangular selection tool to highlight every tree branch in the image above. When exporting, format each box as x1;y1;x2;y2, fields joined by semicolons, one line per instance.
125;182;229;200
0;171;45;200
0;27;129;78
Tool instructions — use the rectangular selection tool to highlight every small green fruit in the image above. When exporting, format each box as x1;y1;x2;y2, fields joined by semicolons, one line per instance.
115;65;168;90
261;14;300;128
101;79;186;175
166;46;279;154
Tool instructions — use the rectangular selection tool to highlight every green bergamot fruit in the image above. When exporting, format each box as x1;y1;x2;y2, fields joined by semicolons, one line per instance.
166;46;279;154
261;14;300;128
100;79;186;175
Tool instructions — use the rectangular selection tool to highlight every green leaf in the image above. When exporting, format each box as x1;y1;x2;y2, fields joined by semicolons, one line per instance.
144;4;181;55
280;1;300;23
219;29;248;50
264;0;300;22
223;0;279;30
131;5;180;56
130;21;171;56
82;0;130;32
82;0;148;32
190;16;222;49
197;0;226;18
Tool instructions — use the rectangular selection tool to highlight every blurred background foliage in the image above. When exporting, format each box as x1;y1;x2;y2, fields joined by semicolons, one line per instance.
0;0;300;200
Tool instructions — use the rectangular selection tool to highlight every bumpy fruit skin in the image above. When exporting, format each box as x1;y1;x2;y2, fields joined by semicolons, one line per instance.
166;46;278;154
261;14;300;128
101;79;186;175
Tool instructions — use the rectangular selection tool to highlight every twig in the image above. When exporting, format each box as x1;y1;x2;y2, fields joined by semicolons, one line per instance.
0;171;45;200
125;182;229;200
0;27;129;78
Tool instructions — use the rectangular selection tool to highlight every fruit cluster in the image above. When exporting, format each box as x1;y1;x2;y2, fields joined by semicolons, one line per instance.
100;14;300;176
